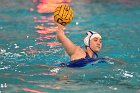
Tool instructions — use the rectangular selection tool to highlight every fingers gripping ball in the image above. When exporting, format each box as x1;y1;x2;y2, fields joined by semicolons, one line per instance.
54;5;74;26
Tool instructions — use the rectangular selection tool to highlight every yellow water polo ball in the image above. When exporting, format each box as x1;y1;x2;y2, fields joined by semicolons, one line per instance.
54;4;74;26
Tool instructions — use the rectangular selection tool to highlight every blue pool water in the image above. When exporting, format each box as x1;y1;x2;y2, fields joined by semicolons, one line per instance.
0;0;140;93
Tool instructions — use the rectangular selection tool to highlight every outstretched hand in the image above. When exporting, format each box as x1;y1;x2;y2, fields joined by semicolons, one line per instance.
55;22;66;31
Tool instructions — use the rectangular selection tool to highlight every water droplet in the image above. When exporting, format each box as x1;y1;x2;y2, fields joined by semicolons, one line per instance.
76;22;79;25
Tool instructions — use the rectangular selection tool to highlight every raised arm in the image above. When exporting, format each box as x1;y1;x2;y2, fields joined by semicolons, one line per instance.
56;23;77;56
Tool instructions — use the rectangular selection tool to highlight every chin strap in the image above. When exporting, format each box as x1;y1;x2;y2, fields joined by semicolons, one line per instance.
89;32;98;58
88;46;98;58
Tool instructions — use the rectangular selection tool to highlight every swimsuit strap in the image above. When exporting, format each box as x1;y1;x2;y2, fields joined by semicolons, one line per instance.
85;52;98;59
85;52;90;59
92;51;98;58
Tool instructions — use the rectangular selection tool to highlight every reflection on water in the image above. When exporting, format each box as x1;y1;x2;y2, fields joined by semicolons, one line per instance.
23;0;72;54
32;0;71;49
36;0;71;13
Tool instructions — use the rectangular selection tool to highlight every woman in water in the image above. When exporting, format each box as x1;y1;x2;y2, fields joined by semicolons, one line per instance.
37;23;125;79
55;22;125;68
56;23;102;61
56;22;108;68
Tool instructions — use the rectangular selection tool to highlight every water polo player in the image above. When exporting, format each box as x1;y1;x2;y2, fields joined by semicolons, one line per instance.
56;23;106;67
53;5;124;68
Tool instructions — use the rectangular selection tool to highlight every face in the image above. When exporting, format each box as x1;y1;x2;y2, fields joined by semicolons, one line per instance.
90;37;102;52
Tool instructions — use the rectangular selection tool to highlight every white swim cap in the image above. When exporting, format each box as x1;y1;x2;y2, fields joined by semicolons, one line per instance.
84;31;102;46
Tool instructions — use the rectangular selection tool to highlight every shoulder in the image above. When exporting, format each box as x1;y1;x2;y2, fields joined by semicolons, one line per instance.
70;46;86;60
74;46;85;53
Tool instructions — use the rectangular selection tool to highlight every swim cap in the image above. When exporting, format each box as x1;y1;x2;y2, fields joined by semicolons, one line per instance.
84;31;102;46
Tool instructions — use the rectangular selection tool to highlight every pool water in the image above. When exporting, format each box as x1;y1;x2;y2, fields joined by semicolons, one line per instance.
0;0;140;93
